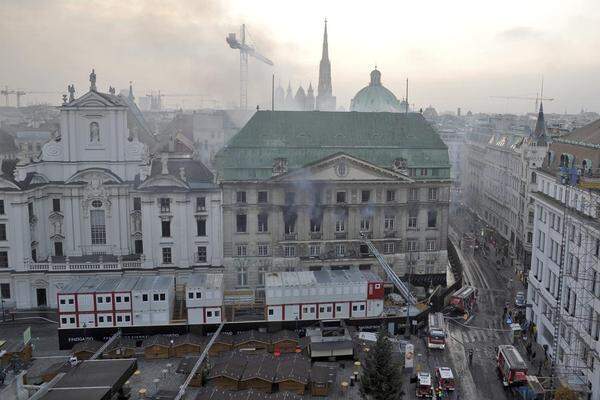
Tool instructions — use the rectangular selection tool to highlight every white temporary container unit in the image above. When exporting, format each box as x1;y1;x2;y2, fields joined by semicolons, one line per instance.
132;276;174;326
185;273;224;325
58;278;89;328
265;270;385;322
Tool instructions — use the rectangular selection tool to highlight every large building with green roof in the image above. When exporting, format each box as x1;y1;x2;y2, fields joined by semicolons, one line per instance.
215;110;451;290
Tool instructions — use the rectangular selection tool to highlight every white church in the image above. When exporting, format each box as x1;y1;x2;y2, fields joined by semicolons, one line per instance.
0;71;222;309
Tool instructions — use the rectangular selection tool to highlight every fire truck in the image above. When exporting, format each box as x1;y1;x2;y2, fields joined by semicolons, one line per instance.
497;345;528;387
435;367;455;391
416;372;434;398
449;285;478;313
427;312;446;349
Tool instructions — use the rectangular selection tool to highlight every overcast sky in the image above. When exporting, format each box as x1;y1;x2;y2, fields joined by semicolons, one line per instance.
2;0;600;114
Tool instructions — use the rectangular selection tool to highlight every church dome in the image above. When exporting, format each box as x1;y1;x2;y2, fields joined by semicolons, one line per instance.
350;68;402;113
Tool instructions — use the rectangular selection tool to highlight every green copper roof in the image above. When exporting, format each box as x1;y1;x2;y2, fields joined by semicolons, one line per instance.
215;110;449;181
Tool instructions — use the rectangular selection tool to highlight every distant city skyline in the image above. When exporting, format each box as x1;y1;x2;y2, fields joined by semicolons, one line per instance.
1;0;600;114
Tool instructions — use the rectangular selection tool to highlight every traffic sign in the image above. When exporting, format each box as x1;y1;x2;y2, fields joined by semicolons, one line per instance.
506;316;513;325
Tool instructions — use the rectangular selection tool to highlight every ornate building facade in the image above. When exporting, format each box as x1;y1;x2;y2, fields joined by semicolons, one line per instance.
0;72;222;309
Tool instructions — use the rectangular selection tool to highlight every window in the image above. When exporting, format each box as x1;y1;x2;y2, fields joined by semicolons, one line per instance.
142;294;148;301
386;190;395;202
68;298;74;304
285;191;296;205
537;230;546;252
310;216;321;232
60;299;65;305
161;220;171;237
133;197;141;211
90;210;106;244
527;232;533;244
407;240;418;252
61;317;67;324
428;188;438;201
195;292;202;299
384;215;395;230
360;218;371;231
528;211;534;225
284;216;296;234
258;265;267;285
408;211;418;229
125;315;130;322
0;200;4;215
153;294;159;301
0;224;6;241
257;214;269;232
188;292;194;299
420;168;428;176
207;311;213;317
98;296;104;303
257;191;268;204
124;296;129;302
384;243;395;254
361;190;371;203
335;218;345;232
408;188;419;202
160;293;165;301
236;244;247;257
284;246;296;257
426;239;437;251
236;214;247;233
117;315;123;322
336;191;346;203
237;265;248;286
134;239;143;254
258;244;269;256
427;210;437;228
268;308;274;316
159;198;170;213
236;191;247;203
99;316;104;323
197;246;207;262
335;244;346;257
1;283;10;299
196;196;206;211
0;251;8;268
115;296;121;303
52;199;61;212
309;244;320;257
69;317;75;324
196;218;206;236
162;247;172;264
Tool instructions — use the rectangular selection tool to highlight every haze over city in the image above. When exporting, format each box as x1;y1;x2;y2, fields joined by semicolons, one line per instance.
2;0;600;113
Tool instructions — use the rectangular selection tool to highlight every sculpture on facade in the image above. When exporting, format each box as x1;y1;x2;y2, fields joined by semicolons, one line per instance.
89;122;100;142
68;84;75;102
89;69;97;91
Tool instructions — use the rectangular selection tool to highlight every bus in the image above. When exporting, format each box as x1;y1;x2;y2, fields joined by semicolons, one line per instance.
449;286;478;313
427;312;446;349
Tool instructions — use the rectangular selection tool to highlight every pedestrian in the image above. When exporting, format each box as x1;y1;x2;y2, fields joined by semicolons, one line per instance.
532;351;536;361
468;349;474;366
537;362;542;376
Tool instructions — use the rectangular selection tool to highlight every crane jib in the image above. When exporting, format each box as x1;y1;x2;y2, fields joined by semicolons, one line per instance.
361;235;417;306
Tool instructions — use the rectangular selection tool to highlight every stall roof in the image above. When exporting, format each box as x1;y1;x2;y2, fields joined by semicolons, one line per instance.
310;362;337;384
233;329;270;345
187;273;224;290
39;359;137;400
142;335;172;348
240;353;277;382
208;351;248;380
274;354;310;384
173;333;205;347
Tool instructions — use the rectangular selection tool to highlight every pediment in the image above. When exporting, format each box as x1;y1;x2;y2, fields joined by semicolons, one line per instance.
66;168;123;184
138;175;189;189
272;153;413;183
64;91;126;109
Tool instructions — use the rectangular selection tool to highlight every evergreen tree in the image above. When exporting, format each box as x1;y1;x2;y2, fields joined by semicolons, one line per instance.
359;326;404;400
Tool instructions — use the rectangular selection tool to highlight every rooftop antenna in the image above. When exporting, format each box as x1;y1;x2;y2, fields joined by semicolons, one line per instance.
405;78;409;115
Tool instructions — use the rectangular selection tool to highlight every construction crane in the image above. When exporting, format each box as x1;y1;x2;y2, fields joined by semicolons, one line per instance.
226;24;274;110
490;94;555;113
1;87;61;107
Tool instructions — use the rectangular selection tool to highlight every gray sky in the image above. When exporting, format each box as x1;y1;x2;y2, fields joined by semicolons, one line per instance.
2;0;600;114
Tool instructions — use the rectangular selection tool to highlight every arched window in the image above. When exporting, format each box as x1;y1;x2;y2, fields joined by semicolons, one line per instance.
531;171;537;184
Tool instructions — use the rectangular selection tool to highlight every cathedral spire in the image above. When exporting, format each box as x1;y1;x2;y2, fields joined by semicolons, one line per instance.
531;102;548;145
316;19;336;111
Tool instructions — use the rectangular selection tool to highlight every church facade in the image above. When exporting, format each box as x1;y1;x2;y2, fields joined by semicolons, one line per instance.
0;72;222;309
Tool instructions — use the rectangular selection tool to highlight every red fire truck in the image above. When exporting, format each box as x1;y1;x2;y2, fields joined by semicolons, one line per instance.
497;345;528;387
435;367;455;391
427;312;446;349
416;372;434;398
449;286;478;313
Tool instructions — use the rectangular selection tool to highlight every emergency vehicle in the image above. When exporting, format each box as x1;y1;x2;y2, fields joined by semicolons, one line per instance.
427;312;446;349
435;367;455;391
497;345;528;387
416;372;434;398
449;285;478;313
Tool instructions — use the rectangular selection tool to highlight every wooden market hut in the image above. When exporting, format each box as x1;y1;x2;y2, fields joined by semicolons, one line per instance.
172;333;205;357
309;362;338;397
206;351;248;391
232;330;270;353
208;335;233;356
273;354;310;395
269;330;299;354
194;387;235;400
71;339;104;360
238;353;277;393
103;337;137;359
142;335;172;359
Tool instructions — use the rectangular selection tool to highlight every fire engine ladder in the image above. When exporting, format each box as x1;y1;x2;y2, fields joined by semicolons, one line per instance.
90;330;121;360
174;322;225;400
361;233;417;306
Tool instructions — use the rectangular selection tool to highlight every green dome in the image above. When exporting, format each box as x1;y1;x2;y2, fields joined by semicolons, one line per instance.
350;69;402;112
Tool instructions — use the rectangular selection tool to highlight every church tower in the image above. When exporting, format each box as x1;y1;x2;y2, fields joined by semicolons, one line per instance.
316;19;336;111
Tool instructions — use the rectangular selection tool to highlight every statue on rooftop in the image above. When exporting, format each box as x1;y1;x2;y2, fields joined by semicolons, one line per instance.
89;69;97;92
67;84;75;102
